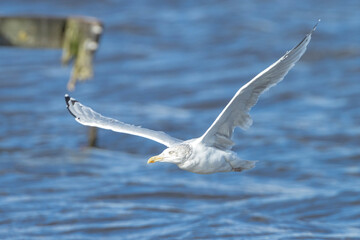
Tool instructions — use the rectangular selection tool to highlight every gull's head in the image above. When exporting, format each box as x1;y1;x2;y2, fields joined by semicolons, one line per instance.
148;144;192;165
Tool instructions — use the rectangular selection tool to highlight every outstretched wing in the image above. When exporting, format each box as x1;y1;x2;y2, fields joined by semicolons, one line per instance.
200;22;318;150
65;95;182;147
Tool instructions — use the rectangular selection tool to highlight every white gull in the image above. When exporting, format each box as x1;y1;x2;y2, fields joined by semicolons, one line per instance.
65;23;317;174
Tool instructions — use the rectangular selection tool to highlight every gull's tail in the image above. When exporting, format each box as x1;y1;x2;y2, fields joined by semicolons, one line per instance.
232;160;256;172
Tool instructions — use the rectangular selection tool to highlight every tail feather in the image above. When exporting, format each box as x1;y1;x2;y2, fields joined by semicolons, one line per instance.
232;160;256;172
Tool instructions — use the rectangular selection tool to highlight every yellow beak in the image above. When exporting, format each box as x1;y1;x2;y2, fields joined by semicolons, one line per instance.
147;155;163;164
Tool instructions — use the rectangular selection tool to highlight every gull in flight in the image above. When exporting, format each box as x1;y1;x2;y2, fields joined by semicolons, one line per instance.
65;23;317;174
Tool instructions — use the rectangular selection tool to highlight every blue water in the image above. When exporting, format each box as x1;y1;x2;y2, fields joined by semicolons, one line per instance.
1;0;360;239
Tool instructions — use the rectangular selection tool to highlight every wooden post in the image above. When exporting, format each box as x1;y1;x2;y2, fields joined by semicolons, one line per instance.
0;15;103;91
0;16;103;147
61;17;102;91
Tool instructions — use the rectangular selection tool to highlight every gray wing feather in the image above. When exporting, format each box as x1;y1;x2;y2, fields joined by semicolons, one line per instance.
200;23;317;150
65;95;182;147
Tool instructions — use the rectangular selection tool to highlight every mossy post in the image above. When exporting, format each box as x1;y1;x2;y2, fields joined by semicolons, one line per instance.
62;17;102;91
0;16;103;147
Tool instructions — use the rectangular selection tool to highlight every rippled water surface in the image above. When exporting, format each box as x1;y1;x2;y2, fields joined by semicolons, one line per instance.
1;1;360;239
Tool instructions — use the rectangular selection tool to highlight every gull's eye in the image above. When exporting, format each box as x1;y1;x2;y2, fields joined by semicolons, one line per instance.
169;151;175;155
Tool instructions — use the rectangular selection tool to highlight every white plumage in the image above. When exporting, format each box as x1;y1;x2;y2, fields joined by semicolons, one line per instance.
65;23;317;174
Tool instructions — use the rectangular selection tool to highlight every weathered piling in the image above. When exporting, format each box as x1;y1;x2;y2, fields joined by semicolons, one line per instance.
0;16;102;146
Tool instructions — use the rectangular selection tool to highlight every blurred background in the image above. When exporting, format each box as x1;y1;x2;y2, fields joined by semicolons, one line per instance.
0;0;359;239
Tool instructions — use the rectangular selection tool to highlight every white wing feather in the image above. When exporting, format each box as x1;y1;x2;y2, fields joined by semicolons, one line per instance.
200;23;318;150
65;95;182;147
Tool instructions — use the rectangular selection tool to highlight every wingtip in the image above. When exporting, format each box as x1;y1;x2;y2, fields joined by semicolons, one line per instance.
65;94;71;107
65;94;78;106
311;19;320;34
64;94;78;118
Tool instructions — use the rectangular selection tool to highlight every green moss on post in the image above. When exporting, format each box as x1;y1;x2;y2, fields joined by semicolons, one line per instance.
62;17;102;91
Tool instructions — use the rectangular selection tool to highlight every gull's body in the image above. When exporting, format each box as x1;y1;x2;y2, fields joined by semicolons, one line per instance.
65;23;317;174
176;139;254;174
